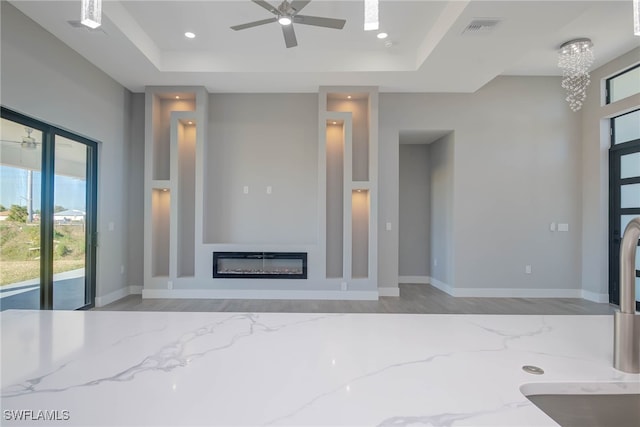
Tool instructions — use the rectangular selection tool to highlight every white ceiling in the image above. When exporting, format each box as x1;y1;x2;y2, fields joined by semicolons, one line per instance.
8;0;640;93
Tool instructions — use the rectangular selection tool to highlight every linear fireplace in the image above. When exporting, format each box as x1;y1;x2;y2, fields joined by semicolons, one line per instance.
212;252;307;279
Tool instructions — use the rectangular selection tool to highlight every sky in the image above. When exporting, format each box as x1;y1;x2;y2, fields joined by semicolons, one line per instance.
0;165;86;212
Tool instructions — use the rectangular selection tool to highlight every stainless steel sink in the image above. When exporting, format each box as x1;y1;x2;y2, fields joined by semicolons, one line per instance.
521;382;640;427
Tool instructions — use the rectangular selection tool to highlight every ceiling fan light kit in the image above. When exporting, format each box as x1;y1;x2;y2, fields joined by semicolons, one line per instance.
231;0;346;48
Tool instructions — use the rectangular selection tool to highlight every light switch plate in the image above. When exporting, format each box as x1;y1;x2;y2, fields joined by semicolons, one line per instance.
550;222;556;231
386;222;392;231
558;223;569;232
243;186;249;194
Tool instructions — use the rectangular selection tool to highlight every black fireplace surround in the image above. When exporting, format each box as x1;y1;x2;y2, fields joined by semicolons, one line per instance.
213;252;307;279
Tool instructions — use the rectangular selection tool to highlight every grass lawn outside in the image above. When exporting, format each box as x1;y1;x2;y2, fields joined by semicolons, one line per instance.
0;221;86;287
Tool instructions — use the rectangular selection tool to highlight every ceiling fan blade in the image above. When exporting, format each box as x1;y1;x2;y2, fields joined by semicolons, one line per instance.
290;0;312;13
282;24;298;48
231;17;278;31
293;15;346;29
252;0;278;15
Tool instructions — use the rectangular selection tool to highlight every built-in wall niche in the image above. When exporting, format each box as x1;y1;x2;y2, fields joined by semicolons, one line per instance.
326;119;344;278
151;188;171;277
352;189;369;278
152;93;196;181
327;93;369;182
177;119;196;277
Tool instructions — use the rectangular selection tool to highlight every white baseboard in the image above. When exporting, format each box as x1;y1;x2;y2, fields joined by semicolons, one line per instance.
95;287;129;307
398;275;430;285
95;285;143;307
428;277;455;296
451;287;584;298
581;290;609;303
379;287;400;297
142;289;379;301
401;276;610;302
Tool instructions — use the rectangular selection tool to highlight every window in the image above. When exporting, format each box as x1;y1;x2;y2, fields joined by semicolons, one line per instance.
606;64;640;104
612;109;640;145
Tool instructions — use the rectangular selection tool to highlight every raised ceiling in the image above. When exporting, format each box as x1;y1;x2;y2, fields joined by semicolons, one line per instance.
8;0;639;93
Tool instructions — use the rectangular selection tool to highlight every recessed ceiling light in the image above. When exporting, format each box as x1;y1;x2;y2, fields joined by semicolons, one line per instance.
188;121;193;125
347;95;352;99
377;32;388;39
184;32;196;39
175;96;180;99
332;121;337;125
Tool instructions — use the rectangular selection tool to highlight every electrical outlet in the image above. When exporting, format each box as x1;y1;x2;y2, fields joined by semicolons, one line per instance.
168;281;173;290
550;222;556;232
266;186;272;194
386;222;392;231
243;186;249;194
341;282;348;291
525;265;532;274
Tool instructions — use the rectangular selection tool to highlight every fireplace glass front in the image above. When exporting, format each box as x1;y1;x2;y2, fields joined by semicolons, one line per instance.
213;252;307;279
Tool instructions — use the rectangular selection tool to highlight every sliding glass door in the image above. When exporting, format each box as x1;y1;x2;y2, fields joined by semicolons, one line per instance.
0;108;97;310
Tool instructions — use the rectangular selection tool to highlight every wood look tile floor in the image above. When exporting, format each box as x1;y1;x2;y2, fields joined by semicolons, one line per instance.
95;284;616;315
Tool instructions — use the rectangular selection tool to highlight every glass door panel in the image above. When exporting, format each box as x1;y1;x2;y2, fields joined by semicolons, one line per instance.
52;135;87;310
0;118;43;310
620;152;640;179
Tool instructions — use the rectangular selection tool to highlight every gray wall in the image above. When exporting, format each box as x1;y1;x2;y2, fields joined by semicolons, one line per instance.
398;144;430;277
127;93;145;288
1;3;133;300
379;76;583;292
429;134;454;285
204;94;318;244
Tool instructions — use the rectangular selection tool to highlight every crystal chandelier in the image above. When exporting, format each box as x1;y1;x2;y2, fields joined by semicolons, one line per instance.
364;0;379;31
81;0;102;29
558;38;594;112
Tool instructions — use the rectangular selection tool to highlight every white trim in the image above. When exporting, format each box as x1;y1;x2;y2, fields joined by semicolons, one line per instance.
398;275;430;284
451;287;583;298
95;287;129;307
95;285;143;307
142;289;379;301
379;287;400;297
581;289;609;303
428;277;455;296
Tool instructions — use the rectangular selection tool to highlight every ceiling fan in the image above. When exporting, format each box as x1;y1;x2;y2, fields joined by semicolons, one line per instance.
231;0;346;48
0;127;40;150
0;127;72;150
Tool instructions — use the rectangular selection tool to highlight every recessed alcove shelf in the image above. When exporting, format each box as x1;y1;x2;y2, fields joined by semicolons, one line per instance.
320;87;378;287
151;188;170;277
144;87;208;290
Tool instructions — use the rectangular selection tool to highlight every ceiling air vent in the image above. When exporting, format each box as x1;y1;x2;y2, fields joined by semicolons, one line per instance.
462;19;501;35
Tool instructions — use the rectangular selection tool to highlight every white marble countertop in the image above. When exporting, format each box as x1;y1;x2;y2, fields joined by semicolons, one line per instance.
1;310;639;426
